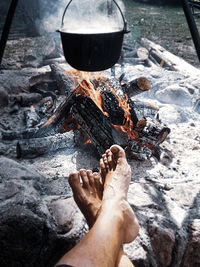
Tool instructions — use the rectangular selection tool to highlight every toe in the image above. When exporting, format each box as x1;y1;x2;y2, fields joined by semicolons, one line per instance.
106;149;115;170
102;153;109;171
68;172;83;195
86;170;95;189
100;158;106;183
93;172;103;199
79;169;90;189
110;145;126;163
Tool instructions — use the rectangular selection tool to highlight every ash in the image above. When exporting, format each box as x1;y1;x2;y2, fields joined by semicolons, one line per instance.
0;35;200;267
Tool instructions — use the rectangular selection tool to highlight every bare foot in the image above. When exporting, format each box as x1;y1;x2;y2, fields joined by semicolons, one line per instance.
100;145;139;243
100;144;131;200
68;169;103;229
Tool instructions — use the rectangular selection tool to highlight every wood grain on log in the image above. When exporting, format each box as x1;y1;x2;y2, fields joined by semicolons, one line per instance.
50;64;76;96
71;95;115;155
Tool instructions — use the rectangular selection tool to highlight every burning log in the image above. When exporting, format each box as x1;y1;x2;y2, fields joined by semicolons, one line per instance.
71;95;115;155
16;132;73;159
101;90;125;125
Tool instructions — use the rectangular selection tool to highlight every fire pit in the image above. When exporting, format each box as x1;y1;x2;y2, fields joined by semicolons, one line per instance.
2;64;170;161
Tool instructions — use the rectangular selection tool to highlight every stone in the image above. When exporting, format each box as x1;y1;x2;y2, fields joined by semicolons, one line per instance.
183;219;200;267
155;85;193;107
0;156;85;267
148;222;175;266
158;105;188;124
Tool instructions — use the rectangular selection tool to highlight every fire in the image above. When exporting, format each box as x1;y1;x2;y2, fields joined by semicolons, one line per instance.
85;139;92;145
64;70;140;140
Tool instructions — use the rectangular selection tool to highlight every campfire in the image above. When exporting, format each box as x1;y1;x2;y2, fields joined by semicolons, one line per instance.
2;64;170;161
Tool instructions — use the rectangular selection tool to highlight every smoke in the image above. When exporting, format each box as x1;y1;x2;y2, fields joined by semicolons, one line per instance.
39;0;126;34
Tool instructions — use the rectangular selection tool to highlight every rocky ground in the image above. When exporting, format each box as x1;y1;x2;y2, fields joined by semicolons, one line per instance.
0;35;200;267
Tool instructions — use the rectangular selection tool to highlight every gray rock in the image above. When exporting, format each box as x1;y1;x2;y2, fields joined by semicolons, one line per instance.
155;85;193;107
183;219;200;267
0;156;85;267
158;105;188;124
148;222;175;266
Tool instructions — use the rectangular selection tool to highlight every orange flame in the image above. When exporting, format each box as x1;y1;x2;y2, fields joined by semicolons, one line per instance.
64;70;140;140
85;139;93;145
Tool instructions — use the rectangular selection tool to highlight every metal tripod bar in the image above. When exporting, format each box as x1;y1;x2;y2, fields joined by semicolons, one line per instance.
181;0;200;62
0;0;19;66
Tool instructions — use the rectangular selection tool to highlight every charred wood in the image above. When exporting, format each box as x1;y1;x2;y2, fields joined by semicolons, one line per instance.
2;128;40;141
29;72;52;87
24;106;40;128
42;57;66;67
2;95;76;140
9;93;42;107
128;100;139;128
50;64;77;96
39;96;54;115
101;90;125;125
16;132;73;159
71;95;114;155
30;82;58;101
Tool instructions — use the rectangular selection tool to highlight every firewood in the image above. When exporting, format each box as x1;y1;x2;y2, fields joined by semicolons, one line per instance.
29;72;52;87
16;132;73;159
140;38;177;71
24;106;40;128
122;77;151;98
136;47;149;61
101;90;125;125
42;57;66;67
2;128;39;141
2;95;76;140
9;93;42;107
50;63;77;96
71;95;115;155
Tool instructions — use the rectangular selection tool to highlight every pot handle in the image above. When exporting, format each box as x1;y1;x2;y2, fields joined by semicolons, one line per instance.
61;0;73;28
61;0;129;33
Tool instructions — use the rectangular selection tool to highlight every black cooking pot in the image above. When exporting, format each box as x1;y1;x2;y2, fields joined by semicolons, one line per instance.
57;0;129;72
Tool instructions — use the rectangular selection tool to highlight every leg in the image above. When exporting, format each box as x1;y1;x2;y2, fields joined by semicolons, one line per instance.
68;169;135;267
56;145;139;267
100;145;138;266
